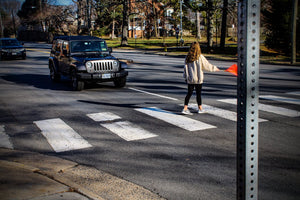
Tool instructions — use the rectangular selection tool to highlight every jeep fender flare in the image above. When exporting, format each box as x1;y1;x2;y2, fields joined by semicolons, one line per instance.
69;64;78;76
48;57;59;73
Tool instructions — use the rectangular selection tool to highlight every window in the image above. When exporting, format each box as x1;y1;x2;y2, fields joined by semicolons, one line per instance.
71;41;108;52
2;39;20;46
55;40;63;52
62;41;69;55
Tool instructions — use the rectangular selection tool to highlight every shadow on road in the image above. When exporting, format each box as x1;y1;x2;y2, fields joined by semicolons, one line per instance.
1;74;121;91
1;74;72;91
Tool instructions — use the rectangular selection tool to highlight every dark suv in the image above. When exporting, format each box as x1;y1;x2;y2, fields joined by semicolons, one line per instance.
0;38;26;60
49;36;128;91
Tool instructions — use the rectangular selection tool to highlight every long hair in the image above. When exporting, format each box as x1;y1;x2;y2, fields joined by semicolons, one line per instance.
185;42;201;63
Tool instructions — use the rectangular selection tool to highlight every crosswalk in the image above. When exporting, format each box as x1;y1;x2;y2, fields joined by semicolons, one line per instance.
1;94;299;153
87;112;158;141
135;107;216;131
34;118;93;153
186;104;268;122
219;98;300;117
260;95;300;105
0;125;13;149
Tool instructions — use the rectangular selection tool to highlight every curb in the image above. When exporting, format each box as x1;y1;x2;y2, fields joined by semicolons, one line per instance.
0;148;166;200
35;170;105;200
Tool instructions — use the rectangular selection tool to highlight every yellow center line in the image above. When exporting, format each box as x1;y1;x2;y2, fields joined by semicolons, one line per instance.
26;48;50;54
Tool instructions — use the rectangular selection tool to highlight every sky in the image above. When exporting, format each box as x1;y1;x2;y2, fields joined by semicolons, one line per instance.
18;0;74;6
51;0;74;5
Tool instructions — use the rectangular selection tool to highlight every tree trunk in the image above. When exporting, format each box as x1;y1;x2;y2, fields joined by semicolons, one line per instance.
291;0;298;64
220;0;228;49
153;0;158;37
196;11;201;40
121;0;129;46
207;0;213;49
77;0;83;34
112;9;116;39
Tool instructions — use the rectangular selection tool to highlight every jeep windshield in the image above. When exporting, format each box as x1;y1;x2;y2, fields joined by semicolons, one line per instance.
70;41;108;54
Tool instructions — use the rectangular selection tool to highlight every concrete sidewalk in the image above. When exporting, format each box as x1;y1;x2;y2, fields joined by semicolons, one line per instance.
0;148;165;200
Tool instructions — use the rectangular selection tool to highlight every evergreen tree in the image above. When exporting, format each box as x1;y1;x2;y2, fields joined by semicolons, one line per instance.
262;0;299;54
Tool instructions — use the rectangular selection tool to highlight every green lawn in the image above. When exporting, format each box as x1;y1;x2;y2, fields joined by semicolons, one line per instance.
103;36;298;65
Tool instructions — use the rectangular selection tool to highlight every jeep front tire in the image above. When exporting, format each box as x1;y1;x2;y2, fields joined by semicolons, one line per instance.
114;77;126;88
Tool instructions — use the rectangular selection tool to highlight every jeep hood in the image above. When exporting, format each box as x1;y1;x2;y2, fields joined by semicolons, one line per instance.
72;55;117;63
1;45;23;49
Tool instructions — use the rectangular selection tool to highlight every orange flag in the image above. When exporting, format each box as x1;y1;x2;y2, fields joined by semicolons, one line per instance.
225;64;238;76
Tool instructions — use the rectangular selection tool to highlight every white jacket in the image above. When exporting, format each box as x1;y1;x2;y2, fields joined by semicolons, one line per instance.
183;54;219;84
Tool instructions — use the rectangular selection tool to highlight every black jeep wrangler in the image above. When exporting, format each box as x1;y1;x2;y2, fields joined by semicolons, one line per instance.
49;36;128;91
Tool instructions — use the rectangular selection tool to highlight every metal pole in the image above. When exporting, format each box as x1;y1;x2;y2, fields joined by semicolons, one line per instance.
180;0;184;44
237;0;260;200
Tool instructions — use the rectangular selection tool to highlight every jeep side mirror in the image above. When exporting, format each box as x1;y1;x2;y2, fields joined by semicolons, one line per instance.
108;47;112;53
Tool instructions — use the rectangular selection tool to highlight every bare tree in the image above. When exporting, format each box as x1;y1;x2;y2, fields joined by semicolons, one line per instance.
121;0;129;46
0;0;21;37
220;0;228;49
291;0;298;64
207;0;213;49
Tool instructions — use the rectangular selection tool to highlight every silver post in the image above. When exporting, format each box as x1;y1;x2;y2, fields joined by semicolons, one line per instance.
237;0;260;199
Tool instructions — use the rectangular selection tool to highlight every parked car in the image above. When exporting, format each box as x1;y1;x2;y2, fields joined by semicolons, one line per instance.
48;36;128;91
0;38;26;60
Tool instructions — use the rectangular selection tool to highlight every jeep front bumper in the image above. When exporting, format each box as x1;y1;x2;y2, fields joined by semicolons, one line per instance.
77;70;128;81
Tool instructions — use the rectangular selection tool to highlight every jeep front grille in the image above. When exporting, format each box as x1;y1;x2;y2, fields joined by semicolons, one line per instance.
86;60;119;73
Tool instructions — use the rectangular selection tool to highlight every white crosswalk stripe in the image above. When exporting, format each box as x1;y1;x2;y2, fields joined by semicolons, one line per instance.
260;95;300;105
219;98;300;117
34;118;92;153
0;125;13;149
135;107;216;131
87;112;158;141
186;104;267;122
87;112;121;122
101;121;158;141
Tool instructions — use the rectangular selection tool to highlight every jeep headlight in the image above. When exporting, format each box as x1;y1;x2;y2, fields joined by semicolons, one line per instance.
113;60;118;67
85;61;93;73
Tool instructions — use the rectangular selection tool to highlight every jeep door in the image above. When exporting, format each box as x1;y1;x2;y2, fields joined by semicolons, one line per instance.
55;40;65;74
60;41;71;75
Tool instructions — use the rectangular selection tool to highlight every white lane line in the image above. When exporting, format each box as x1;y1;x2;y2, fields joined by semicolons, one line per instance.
187;104;267;122
100;121;158;141
135;107;216;131
129;87;179;101
260;95;300;105
0;125;13;149
34;118;92;153
219;99;300;117
286;91;300;96
87;112;121;122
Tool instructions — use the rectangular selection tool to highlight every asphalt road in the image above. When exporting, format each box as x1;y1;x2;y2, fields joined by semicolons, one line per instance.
0;43;299;200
